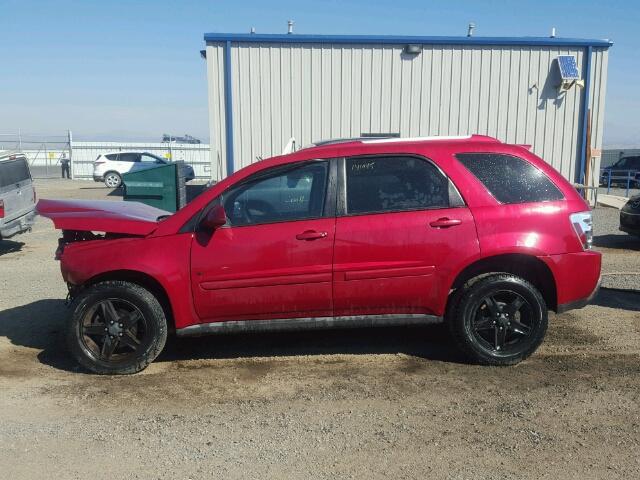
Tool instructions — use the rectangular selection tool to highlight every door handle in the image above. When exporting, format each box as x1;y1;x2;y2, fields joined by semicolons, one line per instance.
429;218;462;228
296;230;328;241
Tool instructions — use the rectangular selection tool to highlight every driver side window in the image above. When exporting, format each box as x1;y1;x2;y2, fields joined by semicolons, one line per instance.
222;161;329;227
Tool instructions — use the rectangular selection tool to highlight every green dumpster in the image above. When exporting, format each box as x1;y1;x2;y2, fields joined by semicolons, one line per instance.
122;162;186;212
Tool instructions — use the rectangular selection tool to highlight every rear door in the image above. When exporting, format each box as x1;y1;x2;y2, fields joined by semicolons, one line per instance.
333;155;480;317
115;153;140;174
135;153;164;172
0;157;34;222
190;160;336;322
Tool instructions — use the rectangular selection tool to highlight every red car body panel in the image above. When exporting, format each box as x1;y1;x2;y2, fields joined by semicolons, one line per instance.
57;234;198;329
36;199;167;236
37;135;601;331
190;217;336;321
333;207;479;317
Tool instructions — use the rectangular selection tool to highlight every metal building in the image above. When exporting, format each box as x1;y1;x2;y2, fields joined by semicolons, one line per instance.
203;33;612;186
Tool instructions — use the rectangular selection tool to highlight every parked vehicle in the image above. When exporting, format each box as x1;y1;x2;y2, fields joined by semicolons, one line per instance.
0;152;36;240
620;195;640;237
93;151;195;188
600;156;640;188
38;135;601;374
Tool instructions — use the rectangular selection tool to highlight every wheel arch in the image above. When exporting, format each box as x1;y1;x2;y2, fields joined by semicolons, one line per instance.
83;269;176;332
447;253;558;313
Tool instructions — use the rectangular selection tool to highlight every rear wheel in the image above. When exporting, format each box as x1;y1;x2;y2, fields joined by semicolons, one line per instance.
68;281;167;374
449;274;548;365
104;172;122;188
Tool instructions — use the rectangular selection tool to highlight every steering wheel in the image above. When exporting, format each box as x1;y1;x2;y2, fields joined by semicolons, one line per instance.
235;199;276;224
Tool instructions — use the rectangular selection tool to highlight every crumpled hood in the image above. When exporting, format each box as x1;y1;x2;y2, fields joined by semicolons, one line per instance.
36;199;170;235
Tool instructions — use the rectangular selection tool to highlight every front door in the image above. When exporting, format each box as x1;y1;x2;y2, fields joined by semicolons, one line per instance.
190;160;335;322
333;155;480;316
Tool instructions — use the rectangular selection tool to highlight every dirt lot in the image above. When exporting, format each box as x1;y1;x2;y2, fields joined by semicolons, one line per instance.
1;180;639;479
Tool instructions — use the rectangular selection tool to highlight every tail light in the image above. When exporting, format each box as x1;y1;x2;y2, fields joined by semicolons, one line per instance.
0;199;4;218
570;211;593;250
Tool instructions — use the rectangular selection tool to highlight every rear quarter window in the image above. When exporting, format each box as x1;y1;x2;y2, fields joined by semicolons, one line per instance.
0;158;31;188
456;153;564;204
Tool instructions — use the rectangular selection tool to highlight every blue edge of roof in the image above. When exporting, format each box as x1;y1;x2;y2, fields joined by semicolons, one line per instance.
204;32;613;48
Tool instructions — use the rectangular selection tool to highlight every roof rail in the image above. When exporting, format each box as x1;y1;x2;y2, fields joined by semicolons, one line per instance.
302;134;500;150
310;136;394;147
362;134;500;144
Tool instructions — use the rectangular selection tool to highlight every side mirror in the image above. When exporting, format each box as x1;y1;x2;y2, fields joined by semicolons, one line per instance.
201;204;227;230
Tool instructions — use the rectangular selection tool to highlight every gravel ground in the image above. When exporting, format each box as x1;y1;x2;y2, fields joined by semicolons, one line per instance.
0;179;638;479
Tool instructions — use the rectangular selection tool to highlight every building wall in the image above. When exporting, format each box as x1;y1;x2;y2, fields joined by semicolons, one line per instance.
205;43;227;180
206;41;609;184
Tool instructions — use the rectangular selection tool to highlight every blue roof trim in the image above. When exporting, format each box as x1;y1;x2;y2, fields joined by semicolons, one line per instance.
204;33;613;48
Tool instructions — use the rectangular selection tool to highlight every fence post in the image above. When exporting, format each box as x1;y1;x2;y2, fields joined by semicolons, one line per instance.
68;130;74;180
626;171;630;198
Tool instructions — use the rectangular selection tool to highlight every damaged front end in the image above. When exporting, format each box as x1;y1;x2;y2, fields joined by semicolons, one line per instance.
55;229;141;260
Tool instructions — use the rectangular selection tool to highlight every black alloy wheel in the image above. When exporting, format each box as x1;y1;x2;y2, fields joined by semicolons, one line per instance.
68;281;167;374
80;299;148;363
469;290;534;353
449;274;548;365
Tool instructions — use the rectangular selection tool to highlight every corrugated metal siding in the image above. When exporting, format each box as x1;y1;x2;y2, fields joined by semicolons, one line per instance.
587;48;609;187
205;44;226;179
207;41;608;183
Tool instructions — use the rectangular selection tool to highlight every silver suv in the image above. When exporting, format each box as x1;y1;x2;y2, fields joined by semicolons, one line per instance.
0;152;36;240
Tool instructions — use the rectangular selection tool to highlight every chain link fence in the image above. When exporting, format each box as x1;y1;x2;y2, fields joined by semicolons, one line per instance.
70;141;211;180
0;132;212;180
0;132;71;178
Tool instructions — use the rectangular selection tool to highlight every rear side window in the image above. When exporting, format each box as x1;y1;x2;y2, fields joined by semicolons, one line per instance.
456;153;564;204
118;153;141;163
0;158;31;188
345;156;451;215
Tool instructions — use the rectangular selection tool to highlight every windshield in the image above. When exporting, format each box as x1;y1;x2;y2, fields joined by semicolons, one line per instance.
0;158;31;188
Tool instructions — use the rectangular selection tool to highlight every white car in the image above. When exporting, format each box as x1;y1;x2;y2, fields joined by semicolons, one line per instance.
93;151;195;188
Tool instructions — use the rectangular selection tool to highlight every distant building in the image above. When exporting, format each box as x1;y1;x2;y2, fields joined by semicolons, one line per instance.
162;134;201;144
203;32;612;185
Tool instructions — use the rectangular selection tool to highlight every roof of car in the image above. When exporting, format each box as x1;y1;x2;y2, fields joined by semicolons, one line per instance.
0;151;27;161
100;151;156;155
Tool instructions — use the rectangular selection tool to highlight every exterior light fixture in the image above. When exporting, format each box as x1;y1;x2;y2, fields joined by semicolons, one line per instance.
403;44;421;55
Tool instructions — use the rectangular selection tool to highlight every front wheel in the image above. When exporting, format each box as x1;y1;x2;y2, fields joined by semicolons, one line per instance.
68;281;168;374
448;274;548;366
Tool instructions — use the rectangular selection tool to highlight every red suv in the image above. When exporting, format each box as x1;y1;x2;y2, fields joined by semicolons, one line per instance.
38;135;601;374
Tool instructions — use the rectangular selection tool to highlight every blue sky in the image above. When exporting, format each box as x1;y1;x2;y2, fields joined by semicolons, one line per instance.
0;0;637;145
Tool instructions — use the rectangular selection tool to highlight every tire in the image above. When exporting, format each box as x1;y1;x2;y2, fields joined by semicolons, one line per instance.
448;274;548;366
67;281;168;374
104;171;122;188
